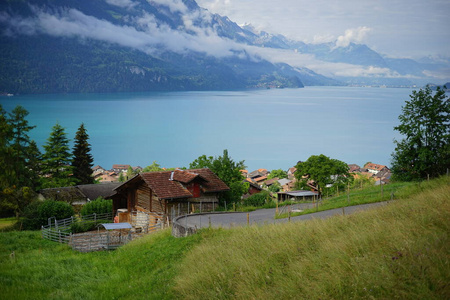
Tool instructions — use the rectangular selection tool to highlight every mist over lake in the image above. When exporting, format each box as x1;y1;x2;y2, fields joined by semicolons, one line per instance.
1;86;412;171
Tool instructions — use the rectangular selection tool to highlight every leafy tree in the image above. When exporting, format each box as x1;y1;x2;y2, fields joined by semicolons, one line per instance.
0;186;36;219
268;181;281;193
267;169;287;179
142;160;175;172
72;123;94;184
189;149;246;205
41;122;75;188
126;165;135;180
294;154;349;196
118;172;125;182
391;86;450;181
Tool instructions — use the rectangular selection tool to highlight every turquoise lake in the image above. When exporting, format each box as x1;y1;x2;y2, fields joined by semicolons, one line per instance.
0;86;414;171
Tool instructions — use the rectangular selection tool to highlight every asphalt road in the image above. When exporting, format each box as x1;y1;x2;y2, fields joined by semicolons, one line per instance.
178;202;389;229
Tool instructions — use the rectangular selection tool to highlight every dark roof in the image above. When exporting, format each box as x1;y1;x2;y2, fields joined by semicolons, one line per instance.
264;177;279;186
116;168;229;200
40;183;122;202
77;183;122;200
39;186;86;202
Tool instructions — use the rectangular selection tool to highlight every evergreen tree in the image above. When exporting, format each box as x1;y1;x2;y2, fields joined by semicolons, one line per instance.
41;122;75;188
391;86;450;181
0;105;40;217
0;105;13;189
71;123;94;184
8;106;40;189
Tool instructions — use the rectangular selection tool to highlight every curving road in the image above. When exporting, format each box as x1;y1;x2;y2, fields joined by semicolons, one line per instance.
177;202;389;229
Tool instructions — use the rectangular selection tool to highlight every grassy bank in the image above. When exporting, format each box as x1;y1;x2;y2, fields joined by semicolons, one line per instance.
174;178;449;299
276;178;450;218
0;229;203;299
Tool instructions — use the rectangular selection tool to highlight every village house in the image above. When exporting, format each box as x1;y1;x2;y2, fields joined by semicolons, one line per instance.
111;168;229;228
242;180;263;198
348;164;361;173
112;164;131;173
92;165;106;176
94;170;119;182
287;167;297;180
248;168;269;180
365;163;390;175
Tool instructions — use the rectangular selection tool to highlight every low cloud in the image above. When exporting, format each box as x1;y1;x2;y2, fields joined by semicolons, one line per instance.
105;0;138;9
335;26;371;48
0;5;247;58
150;0;188;14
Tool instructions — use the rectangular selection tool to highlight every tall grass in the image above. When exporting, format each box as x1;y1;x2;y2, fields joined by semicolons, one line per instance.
174;178;450;299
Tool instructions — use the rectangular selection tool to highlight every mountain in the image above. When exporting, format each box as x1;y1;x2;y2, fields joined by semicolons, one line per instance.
0;0;447;94
1;0;336;94
242;26;450;87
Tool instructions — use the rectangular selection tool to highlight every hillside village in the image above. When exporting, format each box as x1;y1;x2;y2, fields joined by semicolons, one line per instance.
93;162;392;193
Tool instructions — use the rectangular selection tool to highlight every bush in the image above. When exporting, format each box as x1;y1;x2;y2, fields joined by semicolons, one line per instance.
243;191;271;207
22;200;74;230
80;197;112;216
70;221;96;233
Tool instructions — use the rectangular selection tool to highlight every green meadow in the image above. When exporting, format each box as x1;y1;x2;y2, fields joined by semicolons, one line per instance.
1;177;449;299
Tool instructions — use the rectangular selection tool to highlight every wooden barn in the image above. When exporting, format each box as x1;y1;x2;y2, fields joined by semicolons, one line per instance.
111;168;229;228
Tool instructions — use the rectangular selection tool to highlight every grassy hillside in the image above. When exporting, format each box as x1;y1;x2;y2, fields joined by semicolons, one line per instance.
174;177;449;299
0;177;448;299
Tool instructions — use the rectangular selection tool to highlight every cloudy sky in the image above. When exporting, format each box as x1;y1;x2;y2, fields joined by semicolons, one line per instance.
196;0;450;59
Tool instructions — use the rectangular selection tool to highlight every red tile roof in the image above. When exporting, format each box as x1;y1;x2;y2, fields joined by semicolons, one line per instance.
365;163;387;171
117;168;229;200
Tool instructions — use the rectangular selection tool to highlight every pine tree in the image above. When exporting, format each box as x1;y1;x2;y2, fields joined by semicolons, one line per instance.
8;106;40;189
41;122;75;188
72;123;94;184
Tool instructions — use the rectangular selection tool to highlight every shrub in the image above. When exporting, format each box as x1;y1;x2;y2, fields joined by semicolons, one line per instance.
80;197;112;216
22;200;74;230
243;191;271;207
70;219;112;233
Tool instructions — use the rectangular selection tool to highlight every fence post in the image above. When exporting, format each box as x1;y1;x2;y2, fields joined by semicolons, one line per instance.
200;201;202;214
247;213;249;226
58;230;61;243
94;213;97;222
347;182;350;204
188;202;190;214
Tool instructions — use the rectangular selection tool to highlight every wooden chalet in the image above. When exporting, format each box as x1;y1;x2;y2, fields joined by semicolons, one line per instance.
111;168;229;227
